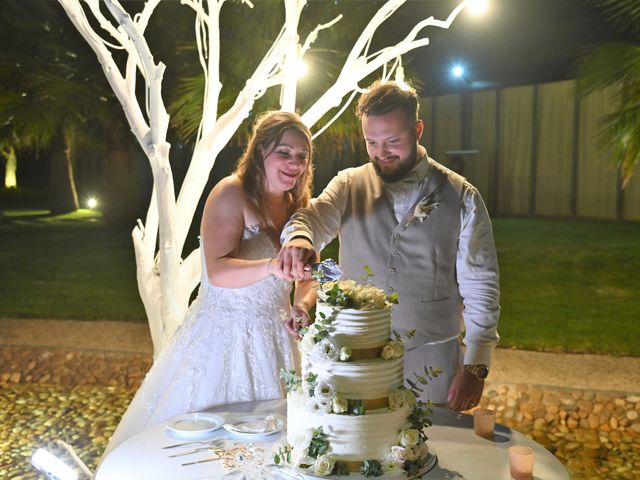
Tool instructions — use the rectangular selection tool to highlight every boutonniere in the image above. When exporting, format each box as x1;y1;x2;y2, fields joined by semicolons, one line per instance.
404;195;439;230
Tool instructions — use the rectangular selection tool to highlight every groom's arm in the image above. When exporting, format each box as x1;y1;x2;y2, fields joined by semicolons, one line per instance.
278;169;351;280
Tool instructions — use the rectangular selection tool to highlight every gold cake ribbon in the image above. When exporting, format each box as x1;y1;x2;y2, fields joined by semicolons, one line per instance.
349;346;383;360
360;397;389;409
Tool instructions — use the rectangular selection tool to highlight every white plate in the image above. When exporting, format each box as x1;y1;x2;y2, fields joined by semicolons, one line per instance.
166;413;225;439
222;414;284;436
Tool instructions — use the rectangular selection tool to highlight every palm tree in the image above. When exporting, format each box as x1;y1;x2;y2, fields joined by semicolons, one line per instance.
576;0;640;187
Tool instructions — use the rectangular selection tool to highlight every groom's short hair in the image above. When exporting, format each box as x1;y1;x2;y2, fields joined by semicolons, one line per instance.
356;80;420;122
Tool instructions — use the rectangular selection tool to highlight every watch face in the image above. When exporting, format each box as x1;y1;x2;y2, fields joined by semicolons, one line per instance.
466;364;489;379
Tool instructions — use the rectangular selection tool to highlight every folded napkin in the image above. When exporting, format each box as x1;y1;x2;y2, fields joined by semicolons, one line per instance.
228;415;278;433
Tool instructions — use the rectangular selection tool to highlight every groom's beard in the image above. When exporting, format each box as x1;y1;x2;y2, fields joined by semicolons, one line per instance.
370;143;419;183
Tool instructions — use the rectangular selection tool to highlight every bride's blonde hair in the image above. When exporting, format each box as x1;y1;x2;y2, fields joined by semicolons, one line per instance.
234;111;314;231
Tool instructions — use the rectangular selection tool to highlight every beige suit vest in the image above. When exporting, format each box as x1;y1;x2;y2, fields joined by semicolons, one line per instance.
338;160;465;350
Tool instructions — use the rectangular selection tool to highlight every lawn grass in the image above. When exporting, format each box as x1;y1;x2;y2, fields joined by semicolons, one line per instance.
493;218;640;356
0;209;146;321
1;204;639;356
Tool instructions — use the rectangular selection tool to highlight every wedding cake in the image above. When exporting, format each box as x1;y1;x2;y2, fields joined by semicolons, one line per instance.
277;278;436;478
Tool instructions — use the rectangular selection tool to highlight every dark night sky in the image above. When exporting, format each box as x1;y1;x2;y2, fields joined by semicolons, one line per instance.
388;0;636;95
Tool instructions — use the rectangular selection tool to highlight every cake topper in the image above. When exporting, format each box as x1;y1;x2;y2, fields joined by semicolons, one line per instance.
307;259;343;284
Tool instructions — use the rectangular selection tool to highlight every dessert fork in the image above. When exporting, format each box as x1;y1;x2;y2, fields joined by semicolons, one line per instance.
167;440;224;458
161;438;222;450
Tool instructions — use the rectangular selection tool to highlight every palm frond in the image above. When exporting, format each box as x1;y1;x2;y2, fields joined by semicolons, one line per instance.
168;74;205;142
587;0;640;36
575;43;640;96
600;105;640;186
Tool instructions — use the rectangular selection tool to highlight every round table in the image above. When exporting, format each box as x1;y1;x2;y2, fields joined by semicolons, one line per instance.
96;399;569;480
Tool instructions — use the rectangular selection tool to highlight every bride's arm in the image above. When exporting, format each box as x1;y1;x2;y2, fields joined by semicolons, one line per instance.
201;176;275;288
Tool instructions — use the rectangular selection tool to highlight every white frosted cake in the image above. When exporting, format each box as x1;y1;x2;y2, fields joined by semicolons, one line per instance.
276;279;435;478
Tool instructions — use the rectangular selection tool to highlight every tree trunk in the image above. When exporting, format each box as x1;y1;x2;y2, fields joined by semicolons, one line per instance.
103;122;139;225
49;132;79;214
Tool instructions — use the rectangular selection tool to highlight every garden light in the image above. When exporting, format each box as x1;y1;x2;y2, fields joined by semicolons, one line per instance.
87;197;98;209
31;448;79;480
452;65;464;78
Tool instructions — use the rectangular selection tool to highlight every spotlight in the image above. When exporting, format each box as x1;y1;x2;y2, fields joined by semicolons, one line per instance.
87;197;98;210
452;65;464;78
467;0;489;16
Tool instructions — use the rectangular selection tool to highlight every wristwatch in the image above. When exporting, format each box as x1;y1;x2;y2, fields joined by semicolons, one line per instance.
464;364;489;380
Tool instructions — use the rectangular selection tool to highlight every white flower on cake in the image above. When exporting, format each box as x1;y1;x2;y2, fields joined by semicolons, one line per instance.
388;389;407;410
381;344;395;360
403;389;417;408
314;380;338;401
288;387;308;406
331;396;348;414
313;454;336;476
381;341;404;360
403;446;417;461
311;337;340;363
293;455;316;473
414;441;429;457
306;397;333;414
299;333;316;355
399;428;420;448
322;279;356;296
318;280;396;310
387;445;409;464
382;459;405;476
339;346;352;361
390;341;404;357
306;397;322;413
293;428;314;452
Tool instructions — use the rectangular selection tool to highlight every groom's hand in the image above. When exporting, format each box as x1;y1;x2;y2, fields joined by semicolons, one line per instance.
446;369;484;412
278;237;316;281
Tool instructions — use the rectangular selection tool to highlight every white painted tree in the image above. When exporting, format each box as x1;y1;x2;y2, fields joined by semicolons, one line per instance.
57;0;470;357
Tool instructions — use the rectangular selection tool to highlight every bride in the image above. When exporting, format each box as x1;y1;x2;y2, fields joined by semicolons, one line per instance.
101;111;317;458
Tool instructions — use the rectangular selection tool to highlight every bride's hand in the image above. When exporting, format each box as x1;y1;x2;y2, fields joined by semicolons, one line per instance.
285;305;310;337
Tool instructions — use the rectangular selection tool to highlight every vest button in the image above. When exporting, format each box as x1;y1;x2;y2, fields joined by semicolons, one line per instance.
388;286;394;292
389;267;396;274
392;250;399;256
393;233;400;239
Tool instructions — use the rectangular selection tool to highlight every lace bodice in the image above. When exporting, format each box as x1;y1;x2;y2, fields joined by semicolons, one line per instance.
193;225;292;321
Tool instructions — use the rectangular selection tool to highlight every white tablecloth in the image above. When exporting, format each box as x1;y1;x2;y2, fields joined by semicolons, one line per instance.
96;399;569;480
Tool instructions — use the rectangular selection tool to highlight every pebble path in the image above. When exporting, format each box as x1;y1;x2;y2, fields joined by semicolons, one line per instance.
1;346;639;479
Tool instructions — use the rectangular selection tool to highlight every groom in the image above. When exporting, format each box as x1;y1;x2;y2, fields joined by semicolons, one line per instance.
277;80;500;411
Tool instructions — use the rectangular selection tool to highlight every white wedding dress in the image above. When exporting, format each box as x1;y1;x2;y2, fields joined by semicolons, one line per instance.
101;225;295;458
